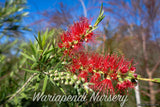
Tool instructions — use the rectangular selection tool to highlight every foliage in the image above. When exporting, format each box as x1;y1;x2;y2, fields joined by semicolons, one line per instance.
0;0;29;105
0;0;29;37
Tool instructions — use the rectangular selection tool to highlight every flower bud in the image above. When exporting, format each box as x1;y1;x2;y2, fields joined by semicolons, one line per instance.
61;77;64;80
65;81;68;85
54;73;58;76
55;70;58;73
67;76;70;79
50;74;53;77
61;72;64;75
54;78;57;81
76;80;81;85
81;78;85;82
67;73;70;77
73;75;78;80
69;81;73;85
56;77;60;80
133;74;137;78
49;70;52;73
61;80;64;84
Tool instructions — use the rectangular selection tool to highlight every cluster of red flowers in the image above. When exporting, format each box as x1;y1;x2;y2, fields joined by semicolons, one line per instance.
58;17;137;94
69;52;137;94
58;17;94;54
116;80;134;93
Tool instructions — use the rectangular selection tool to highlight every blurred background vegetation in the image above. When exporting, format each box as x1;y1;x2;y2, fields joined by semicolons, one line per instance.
0;0;160;107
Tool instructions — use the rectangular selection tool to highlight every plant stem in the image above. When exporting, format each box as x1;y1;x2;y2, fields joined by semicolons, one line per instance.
7;73;37;102
137;77;155;82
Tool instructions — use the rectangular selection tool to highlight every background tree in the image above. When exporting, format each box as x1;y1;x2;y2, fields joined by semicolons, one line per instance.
0;0;29;104
100;0;160;105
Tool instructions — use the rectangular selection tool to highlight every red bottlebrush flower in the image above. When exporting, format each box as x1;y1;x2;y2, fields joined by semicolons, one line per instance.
124;80;134;88
133;74;137;78
94;79;114;95
116;83;126;92
110;73;118;80
116;80;134;93
120;66;129;74
67;51;137;95
87;53;103;70
58;17;94;54
90;73;101;83
89;73;101;90
130;66;136;72
79;52;88;67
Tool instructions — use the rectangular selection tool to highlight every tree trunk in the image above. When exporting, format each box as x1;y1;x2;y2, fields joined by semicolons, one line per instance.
148;73;156;107
142;33;156;107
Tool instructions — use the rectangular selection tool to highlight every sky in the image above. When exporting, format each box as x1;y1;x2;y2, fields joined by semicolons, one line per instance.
27;0;80;13
23;0;101;40
0;0;105;40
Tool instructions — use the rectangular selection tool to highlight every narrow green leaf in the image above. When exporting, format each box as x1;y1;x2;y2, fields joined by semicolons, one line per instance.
42;75;48;93
50;77;56;85
21;52;36;62
42;29;48;48
23;68;40;73
35;75;40;91
43;41;51;55
22;12;29;16
38;32;43;49
31;62;38;69
29;41;36;55
42;35;46;48
44;49;54;55
34;34;38;42
18;7;25;12
100;3;103;14
24;71;27;82
34;34;43;50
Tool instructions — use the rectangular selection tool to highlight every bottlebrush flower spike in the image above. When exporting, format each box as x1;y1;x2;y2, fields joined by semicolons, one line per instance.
58;17;94;54
68;52;137;94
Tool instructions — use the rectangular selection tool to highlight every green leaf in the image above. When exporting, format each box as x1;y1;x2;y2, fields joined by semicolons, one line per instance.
2;39;18;51
42;75;48;93
22;68;40;73
43;41;51;55
50;77;56;85
100;3;103;14
35;75;40;91
17;7;25;12
31;62;38;69
34;34;42;50
21;52;36;62
22;12;29;16
42;30;48;48
24;71;27;82
38;32;43;49
43;49;54;55
29;41;36;56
